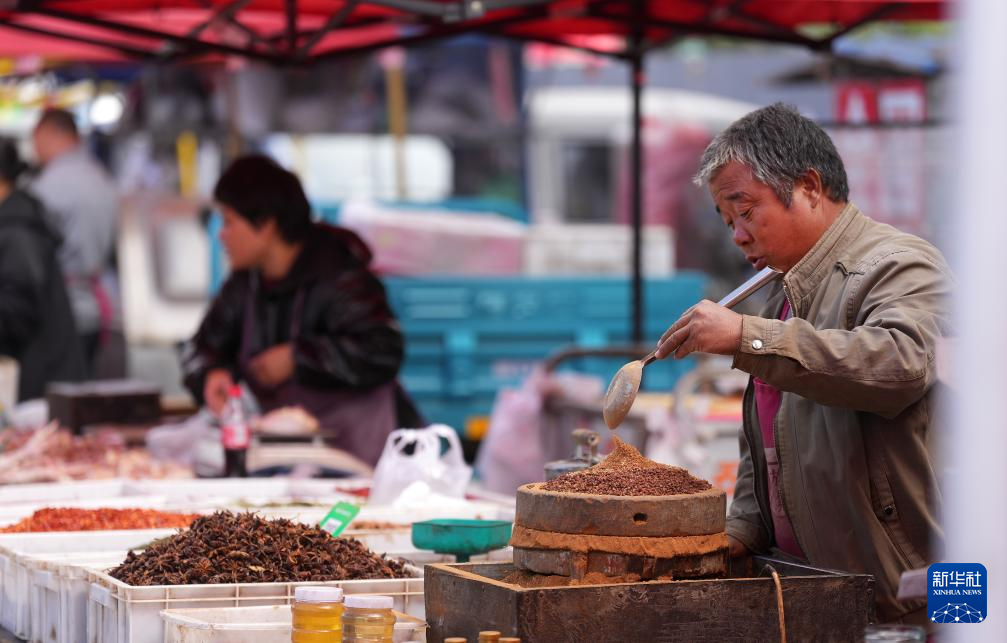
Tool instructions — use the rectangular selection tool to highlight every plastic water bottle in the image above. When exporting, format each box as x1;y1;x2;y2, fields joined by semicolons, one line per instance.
342;595;395;642
220;385;250;477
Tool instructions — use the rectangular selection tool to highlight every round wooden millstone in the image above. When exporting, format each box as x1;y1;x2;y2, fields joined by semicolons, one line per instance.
509;525;728;557
515;483;726;538
512;545;728;580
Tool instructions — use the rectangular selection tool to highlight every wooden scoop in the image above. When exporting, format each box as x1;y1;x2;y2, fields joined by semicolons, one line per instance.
602;267;783;429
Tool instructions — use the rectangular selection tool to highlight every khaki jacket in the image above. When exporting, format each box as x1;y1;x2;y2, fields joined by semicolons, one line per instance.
727;203;952;622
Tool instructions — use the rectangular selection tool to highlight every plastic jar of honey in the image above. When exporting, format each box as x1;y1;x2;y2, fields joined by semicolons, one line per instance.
342;595;396;642
291;586;344;642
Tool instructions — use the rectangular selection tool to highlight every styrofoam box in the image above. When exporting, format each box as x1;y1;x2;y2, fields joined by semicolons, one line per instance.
342;527;414;554
0;477;371;511
0;480;132;506
355;499;513;524
87;567;424;643
124;478;372;508
524;224;674;276
0;529;176;639
160;605;427;643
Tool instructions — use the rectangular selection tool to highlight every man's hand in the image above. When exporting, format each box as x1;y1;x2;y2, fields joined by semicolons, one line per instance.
727;534;750;558
204;368;234;415
248;344;295;389
655;300;744;359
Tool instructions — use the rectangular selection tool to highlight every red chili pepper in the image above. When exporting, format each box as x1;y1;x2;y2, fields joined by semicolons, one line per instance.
0;508;200;533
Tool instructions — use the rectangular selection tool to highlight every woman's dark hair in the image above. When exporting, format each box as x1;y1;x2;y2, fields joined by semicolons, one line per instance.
0;138;28;184
213;154;313;242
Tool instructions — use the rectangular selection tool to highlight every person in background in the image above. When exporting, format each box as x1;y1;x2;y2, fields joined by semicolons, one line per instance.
182;155;416;466
30;108;120;374
655;104;951;625
0;139;85;400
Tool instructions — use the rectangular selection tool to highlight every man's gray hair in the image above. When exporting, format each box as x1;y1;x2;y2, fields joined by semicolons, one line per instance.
694;103;849;206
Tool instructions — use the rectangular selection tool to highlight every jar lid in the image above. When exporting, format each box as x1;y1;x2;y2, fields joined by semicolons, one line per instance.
294;586;344;603
345;595;394;609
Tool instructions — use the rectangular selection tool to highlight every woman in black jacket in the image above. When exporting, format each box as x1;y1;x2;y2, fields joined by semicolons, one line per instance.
0;139;85;400
183;155;417;465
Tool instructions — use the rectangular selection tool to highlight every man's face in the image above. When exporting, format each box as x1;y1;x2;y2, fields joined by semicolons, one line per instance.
218;205;272;271
710;161;814;274
31;127;54;165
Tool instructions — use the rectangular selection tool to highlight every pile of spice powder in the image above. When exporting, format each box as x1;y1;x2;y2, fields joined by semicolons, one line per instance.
542;437;712;496
109;511;408;586
0;508;200;533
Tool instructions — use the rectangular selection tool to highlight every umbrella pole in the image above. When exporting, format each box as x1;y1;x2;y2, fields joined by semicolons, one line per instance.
382;47;409;201
629;1;645;344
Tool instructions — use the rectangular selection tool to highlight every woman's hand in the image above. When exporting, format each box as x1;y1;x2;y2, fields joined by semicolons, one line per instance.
249;344;295;388
204;368;234;415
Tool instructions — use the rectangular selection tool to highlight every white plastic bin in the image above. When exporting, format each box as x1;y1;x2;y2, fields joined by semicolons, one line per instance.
160;605;427;643
0;529;175;639
87;567;424;643
27;551;131;643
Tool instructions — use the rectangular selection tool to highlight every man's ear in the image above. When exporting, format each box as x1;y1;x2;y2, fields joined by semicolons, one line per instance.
796;169;824;209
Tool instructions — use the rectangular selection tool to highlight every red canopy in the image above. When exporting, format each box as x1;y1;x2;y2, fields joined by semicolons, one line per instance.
0;1;948;65
0;0;949;342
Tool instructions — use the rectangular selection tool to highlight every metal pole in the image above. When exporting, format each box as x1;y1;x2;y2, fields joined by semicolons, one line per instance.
629;0;644;344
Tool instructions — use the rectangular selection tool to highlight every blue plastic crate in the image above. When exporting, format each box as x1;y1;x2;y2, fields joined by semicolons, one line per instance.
384;274;707;434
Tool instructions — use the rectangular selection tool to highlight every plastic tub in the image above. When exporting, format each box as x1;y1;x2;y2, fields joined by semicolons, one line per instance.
27;551;132;643
160;605;427;643
0;529;176;639
87;566;424;643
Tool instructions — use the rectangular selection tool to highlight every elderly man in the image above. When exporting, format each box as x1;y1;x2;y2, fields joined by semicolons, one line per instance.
31;108;120;374
655;103;950;624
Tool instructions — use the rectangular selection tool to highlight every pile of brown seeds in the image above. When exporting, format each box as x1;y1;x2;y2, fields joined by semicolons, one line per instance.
109;511;408;586
542;437;712;496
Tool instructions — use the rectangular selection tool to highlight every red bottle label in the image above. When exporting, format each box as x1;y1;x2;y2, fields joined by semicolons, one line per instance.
221;422;250;450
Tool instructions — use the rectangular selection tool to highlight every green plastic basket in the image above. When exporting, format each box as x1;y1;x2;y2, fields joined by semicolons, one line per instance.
411;519;513;563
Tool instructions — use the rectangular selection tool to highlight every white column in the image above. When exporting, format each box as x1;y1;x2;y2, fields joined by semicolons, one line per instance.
950;0;1007;640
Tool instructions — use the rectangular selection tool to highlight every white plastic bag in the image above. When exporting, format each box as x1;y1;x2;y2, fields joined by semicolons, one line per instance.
475;373;547;495
369;424;472;506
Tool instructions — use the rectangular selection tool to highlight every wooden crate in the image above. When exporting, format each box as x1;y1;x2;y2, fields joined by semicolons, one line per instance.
425;557;875;642
47;380;160;433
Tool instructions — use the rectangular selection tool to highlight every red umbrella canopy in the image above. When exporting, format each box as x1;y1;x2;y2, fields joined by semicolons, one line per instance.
0;1;948;64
